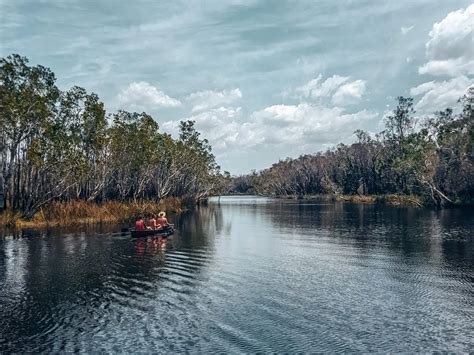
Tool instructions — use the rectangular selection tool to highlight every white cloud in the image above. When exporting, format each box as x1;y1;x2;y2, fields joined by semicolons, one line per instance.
117;81;181;111
332;80;366;105
419;57;474;77
186;106;241;131
162;102;377;154
418;4;474;77
187;88;242;112
161;120;180;136
401;25;414;35
290;75;367;105
250;103;376;146
163;106;262;149
410;81;437;96
293;75;349;99
410;76;472;112
413;5;474;114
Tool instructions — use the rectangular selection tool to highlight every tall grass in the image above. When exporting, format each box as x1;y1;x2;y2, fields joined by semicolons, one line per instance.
1;198;185;228
278;194;422;206
0;209;23;228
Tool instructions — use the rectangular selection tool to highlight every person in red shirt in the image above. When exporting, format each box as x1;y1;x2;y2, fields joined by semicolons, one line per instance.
135;216;145;230
147;213;158;230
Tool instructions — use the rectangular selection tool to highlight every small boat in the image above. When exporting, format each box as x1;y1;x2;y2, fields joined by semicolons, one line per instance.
130;226;174;238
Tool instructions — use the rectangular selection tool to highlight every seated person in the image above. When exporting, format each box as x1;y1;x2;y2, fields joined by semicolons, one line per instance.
147;213;158;230
157;211;169;228
135;216;145;231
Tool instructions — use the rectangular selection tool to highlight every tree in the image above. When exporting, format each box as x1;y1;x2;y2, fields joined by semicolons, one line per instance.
384;96;415;145
0;54;60;210
0;54;225;216
235;89;473;207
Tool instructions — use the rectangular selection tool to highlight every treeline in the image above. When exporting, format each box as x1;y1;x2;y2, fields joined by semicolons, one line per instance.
233;91;474;207
0;54;228;217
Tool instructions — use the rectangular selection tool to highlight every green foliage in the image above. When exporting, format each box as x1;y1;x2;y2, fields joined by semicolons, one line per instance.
0;54;224;214
2;53;472;212
384;96;415;144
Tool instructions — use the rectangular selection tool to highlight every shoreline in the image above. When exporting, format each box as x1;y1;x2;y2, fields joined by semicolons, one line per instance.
2;193;467;230
1;198;185;229
272;194;424;207
215;193;427;207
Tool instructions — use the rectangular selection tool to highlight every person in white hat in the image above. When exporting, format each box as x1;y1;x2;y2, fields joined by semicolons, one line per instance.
157;211;169;227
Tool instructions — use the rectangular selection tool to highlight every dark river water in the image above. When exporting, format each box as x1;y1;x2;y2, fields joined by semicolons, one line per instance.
1;196;473;352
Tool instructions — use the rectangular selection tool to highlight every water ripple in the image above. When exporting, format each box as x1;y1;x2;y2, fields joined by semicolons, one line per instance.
1;199;473;352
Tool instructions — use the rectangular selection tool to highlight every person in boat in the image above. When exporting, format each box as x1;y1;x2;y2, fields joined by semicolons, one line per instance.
146;213;158;230
157;211;169;228
135;215;145;231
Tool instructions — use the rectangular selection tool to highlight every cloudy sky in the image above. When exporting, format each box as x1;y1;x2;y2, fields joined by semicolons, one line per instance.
1;0;473;174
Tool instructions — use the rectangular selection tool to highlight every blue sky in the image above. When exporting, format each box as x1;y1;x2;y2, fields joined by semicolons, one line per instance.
1;0;473;174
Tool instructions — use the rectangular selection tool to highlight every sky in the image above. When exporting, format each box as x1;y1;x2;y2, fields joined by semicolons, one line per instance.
1;0;473;174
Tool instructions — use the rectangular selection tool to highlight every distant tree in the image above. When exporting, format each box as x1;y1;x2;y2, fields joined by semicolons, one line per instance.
384;96;415;145
237;89;473;207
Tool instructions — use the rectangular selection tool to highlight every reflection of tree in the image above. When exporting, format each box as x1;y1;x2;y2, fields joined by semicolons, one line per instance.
437;208;474;269
173;204;226;249
0;237;30;350
263;200;472;264
260;199;474;316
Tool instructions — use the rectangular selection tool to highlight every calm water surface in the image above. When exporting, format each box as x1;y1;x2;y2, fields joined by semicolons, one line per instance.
1;196;473;352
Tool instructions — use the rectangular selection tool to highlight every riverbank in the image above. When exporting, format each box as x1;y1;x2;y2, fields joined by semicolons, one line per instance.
276;194;424;207
0;198;185;228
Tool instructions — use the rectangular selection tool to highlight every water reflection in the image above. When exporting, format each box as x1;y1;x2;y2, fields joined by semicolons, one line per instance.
1;197;473;352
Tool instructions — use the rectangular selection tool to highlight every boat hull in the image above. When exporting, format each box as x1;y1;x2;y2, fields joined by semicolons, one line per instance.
130;227;174;238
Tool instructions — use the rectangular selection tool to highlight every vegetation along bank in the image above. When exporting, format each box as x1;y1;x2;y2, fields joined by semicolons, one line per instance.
1;54;473;229
0;54;231;227
232;91;473;207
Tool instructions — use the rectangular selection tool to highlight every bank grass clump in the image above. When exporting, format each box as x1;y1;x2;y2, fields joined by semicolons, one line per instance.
0;209;23;228
277;193;423;207
337;193;422;206
1;198;185;228
374;194;423;207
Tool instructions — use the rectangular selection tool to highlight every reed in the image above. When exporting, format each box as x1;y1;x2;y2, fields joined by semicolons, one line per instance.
278;194;423;206
1;198;185;228
0;209;23;228
374;194;423;207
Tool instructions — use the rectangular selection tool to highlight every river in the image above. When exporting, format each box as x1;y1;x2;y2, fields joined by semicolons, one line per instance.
1;196;473;352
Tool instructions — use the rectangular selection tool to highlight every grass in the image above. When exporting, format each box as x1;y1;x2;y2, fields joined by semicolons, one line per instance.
1;198;185;228
278;194;423;206
0;209;23;228
373;194;423;207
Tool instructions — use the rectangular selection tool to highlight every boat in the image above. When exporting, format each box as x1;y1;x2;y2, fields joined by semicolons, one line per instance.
130;225;174;238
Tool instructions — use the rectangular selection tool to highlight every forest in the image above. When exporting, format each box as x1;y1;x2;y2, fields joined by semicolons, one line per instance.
1;53;473;222
0;54;230;219
233;91;474;207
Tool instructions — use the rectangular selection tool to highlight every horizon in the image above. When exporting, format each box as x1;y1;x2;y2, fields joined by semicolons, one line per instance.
1;0;473;174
